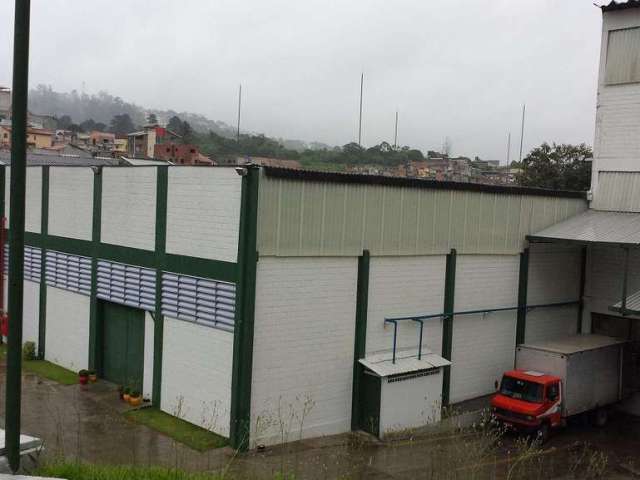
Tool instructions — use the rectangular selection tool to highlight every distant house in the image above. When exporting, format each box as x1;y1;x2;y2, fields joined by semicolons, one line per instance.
89;131;116;151
154;142;214;165
0;125;53;149
128;125;180;158
114;135;128;155
0;87;10;118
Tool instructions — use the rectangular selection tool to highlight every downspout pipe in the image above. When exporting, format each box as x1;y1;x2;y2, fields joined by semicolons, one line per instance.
6;0;31;472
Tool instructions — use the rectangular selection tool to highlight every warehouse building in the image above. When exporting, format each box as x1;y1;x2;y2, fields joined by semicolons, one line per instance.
4;0;640;452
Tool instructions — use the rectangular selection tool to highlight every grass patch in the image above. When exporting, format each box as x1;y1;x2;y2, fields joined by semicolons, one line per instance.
37;462;228;480
23;359;77;385
124;407;228;451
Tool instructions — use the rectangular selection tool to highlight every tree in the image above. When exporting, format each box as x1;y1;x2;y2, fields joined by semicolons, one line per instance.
167;115;183;134
181;121;193;143
109;113;135;134
57;114;73;130
517;142;592;191
79;118;97;132
147;113;158;124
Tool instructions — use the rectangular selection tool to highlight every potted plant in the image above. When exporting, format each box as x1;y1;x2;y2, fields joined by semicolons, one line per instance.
123;387;131;403
88;369;97;383
78;369;89;385
128;390;142;407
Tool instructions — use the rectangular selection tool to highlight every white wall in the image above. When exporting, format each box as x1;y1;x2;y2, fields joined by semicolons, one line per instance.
525;245;581;344
101;168;156;250
48;168;93;240
592;8;640;193
366;256;446;357
251;257;358;446
161;317;233;437
450;255;519;403
2;277;40;348
45;286;90;371
143;312;154;402
166;168;241;263
4;167;41;233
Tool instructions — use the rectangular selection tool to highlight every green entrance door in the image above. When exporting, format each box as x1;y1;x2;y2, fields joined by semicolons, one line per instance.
101;302;145;393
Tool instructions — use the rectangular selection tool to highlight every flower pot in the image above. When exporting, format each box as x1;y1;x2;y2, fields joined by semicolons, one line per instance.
123;393;131;402
88;374;97;383
128;396;142;407
78;375;89;385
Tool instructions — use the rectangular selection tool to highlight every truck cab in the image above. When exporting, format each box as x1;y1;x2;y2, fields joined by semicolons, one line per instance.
491;369;562;438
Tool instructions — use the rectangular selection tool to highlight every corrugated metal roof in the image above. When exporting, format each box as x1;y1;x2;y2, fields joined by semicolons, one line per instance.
0;150;120;166
610;289;640;314
528;209;640;246
359;350;451;377
519;334;626;355
601;0;640;12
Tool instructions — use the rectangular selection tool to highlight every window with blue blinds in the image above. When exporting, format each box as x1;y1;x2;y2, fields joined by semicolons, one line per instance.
45;250;92;295
2;245;42;283
97;260;156;311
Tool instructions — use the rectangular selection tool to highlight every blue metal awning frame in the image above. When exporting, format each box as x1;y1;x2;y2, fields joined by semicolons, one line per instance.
384;300;579;364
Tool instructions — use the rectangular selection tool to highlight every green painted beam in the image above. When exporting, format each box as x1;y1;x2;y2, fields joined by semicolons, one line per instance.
515;248;530;346
441;248;456;407
38;166;49;358
351;249;370;431
229;166;260;451
577;246;587;334
5;0;31;470
88;168;103;371
152;166;168;408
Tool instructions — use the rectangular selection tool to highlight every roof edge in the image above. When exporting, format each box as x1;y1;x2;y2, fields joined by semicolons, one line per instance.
262;166;587;199
601;0;640;12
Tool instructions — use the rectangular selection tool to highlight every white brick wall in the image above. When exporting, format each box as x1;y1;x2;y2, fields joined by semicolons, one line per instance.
4;167;41;233
161;316;233;437
45;286;90;371
2;277;40;348
366;256;446;357
450;255;519;403
143;312;154;402
166;168;241;263
49;168;93;240
525;245;581;344
251;257;358;446
101;168;156;250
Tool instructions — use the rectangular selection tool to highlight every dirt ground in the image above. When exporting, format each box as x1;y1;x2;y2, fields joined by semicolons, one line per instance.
1;360;640;479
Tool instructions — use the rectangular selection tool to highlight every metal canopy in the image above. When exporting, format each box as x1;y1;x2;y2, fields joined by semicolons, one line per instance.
528;209;640;246
359;350;451;378
610;289;640;315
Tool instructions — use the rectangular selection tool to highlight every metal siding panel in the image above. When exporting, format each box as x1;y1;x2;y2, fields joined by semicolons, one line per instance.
344;184;366;253
363;185;384;252
322;183;347;254
278;180;303;255
382;187;402;253
299;181;324;255
605;27;640;85
416;189;437;254
400;188;419;254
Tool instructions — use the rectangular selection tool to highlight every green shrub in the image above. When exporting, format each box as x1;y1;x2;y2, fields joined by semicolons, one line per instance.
22;341;36;361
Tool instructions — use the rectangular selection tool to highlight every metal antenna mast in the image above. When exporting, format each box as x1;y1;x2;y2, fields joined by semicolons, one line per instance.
236;84;242;143
394;111;399;149
518;104;526;162
506;131;511;165
358;73;364;146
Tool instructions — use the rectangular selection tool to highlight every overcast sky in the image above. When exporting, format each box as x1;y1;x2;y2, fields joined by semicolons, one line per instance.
1;0;603;161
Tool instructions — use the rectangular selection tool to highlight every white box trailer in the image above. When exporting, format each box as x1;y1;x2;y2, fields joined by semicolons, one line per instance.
515;334;625;417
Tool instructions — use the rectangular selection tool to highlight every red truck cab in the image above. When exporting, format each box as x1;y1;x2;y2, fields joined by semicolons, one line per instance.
491;369;562;440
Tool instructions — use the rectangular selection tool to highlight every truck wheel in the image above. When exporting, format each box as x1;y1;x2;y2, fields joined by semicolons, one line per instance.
593;408;608;428
536;423;550;444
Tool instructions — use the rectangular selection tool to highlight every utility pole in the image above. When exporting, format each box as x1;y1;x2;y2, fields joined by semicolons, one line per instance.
236;84;242;143
6;0;30;472
518;104;526;162
394;111;398;149
506;131;511;165
358;73;364;146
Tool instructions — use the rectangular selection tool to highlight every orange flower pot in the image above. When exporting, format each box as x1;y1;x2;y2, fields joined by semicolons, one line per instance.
128;396;142;407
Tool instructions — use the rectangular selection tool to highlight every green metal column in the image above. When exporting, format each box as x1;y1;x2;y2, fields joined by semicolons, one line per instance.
88;168;103;371
152;166;168;407
38;166;49;358
230;166;260;451
441;248;456;407
515;248;530;346
6;0;31;471
576;246;587;334
351;249;370;431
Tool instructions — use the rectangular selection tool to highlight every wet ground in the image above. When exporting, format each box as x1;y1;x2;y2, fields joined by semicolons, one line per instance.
1;359;640;479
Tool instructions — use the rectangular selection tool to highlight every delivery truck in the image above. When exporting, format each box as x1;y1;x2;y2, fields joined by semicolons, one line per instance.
491;334;626;442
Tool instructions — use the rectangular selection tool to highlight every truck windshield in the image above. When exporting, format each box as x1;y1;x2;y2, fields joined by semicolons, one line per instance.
500;376;543;403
